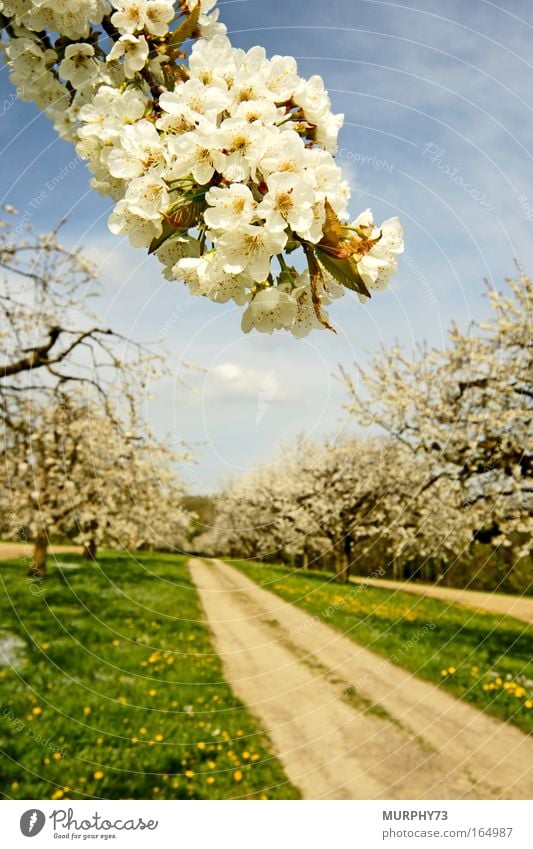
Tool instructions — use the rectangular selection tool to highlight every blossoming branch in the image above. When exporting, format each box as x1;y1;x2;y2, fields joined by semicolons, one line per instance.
0;0;404;336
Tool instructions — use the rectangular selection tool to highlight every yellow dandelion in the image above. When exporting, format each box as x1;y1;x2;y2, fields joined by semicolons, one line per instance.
525;700;533;709
83;706;91;716
32;706;43;716
93;771;104;780
96;738;104;745
242;751;250;760
53;752;62;760
197;741;205;750
207;760;216;769
112;640;121;647
139;727;147;734
184;770;194;778
41;643;50;650
440;669;448;677
148;689;157;697
206;776;215;784
233;770;243;782
251;754;260;761
154;734;164;742
448;667;456;674
131;737;138;744
52;789;64;800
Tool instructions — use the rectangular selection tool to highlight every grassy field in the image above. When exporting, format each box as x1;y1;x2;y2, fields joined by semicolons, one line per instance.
231;560;533;734
0;552;299;800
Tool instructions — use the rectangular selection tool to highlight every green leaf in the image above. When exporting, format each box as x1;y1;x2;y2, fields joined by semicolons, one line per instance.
316;249;371;298
321;200;346;245
168;6;201;49
148;221;184;255
167;197;206;230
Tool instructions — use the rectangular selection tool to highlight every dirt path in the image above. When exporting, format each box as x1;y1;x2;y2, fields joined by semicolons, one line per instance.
190;558;533;801
351;576;533;625
0;542;80;561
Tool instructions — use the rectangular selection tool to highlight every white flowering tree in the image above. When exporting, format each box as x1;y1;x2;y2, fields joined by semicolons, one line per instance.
200;437;324;564
201;435;470;581
0;208;157;425
1;0;404;337
341;273;533;558
1;388;191;577
0;207;193;575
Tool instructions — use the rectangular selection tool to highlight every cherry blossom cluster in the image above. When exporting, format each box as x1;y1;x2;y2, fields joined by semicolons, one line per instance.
1;0;404;337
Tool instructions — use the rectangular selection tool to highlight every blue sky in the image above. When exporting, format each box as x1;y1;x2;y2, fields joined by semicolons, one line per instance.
2;0;533;491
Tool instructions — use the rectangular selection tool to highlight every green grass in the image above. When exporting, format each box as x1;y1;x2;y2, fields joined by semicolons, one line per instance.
230;560;533;734
0;552;299;800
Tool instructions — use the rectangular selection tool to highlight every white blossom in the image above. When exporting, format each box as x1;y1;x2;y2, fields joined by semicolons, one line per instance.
107;120;167;179
351;210;404;294
111;0;174;36
241;285;298;334
218;224;287;282
166;128;227;185
108;199;162;247
204;184;256;231
259;172;315;236
107;34;149;78
59;43;100;89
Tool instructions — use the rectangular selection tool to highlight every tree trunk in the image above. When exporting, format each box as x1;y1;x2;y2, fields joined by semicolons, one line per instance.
335;536;353;583
29;533;48;579
82;538;97;560
392;556;402;581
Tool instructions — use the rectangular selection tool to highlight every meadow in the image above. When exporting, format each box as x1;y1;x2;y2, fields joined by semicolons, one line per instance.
0;552;299;800
231;561;533;734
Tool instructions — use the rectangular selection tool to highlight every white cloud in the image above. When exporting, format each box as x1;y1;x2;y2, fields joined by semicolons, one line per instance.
208;362;284;401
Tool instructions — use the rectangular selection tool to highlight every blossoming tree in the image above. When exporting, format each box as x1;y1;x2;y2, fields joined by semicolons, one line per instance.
1;0;404;337
1;389;192;577
0;208;191;575
341;273;533;559
199;435;470;581
0;208;157;425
